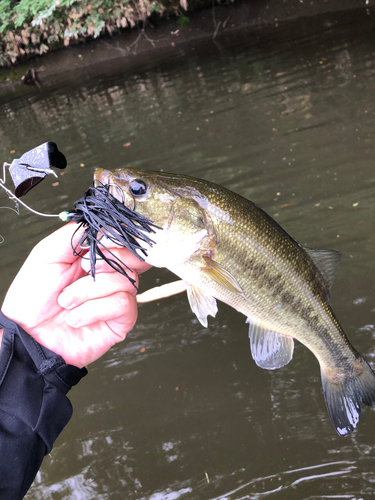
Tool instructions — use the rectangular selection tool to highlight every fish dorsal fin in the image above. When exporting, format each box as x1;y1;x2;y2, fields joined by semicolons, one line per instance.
303;247;342;292
247;319;294;370
202;257;244;295
187;285;218;328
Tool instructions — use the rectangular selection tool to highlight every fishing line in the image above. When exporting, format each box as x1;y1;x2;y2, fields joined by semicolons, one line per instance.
0;201;20;215
0;142;159;288
0;181;59;217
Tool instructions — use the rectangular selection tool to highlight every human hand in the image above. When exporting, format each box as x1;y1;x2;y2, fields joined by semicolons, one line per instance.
1;223;151;368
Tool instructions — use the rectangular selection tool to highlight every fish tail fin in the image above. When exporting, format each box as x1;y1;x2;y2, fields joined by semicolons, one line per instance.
321;357;375;437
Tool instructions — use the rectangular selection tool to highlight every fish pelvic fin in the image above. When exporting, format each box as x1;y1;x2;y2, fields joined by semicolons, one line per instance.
303;247;342;295
247;319;294;370
321;357;375;437
187;285;218;328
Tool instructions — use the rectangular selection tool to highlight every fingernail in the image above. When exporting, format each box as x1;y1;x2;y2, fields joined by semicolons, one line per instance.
81;259;103;273
58;292;74;309
95;260;104;271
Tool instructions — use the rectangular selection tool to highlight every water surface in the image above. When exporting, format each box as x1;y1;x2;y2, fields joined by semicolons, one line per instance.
1;8;375;500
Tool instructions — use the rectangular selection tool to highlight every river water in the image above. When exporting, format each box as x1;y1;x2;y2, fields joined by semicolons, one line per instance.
1;7;375;500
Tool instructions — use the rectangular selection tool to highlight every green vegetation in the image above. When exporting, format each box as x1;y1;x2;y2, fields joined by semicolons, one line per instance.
176;15;190;28
0;0;199;66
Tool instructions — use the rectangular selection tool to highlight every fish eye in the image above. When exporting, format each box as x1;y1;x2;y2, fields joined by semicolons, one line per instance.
129;179;147;197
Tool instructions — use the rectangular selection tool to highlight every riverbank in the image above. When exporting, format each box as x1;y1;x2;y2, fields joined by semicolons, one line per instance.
0;0;372;93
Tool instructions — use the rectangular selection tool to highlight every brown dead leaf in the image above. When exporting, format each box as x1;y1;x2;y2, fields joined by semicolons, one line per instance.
279;202;298;208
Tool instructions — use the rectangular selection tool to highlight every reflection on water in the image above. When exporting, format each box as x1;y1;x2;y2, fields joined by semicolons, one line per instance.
210;461;357;500
1;7;375;500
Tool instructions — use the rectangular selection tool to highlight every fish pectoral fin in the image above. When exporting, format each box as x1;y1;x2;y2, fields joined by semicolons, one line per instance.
187;285;218;328
303;247;342;294
202;257;244;296
247;319;294;370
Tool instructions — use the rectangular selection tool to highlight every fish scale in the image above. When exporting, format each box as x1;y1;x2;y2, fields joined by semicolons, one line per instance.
94;167;375;437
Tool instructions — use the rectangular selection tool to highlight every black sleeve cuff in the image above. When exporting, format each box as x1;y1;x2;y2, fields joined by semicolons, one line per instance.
0;311;87;500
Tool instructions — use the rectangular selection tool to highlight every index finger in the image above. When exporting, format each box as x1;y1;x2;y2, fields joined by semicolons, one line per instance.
30;222;85;265
81;246;152;275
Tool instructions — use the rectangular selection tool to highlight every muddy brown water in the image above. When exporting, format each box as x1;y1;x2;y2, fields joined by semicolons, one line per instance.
1;8;375;500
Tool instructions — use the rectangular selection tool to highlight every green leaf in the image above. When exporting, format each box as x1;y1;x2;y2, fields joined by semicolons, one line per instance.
177;15;189;28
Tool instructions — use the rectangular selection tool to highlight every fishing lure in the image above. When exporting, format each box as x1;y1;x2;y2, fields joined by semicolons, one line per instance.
0;143;158;286
65;181;159;287
0;142;66;216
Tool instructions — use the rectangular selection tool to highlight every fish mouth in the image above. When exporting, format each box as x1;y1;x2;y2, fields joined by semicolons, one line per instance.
94;168;132;208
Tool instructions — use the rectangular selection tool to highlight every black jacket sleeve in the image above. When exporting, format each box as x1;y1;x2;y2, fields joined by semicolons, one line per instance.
0;311;88;500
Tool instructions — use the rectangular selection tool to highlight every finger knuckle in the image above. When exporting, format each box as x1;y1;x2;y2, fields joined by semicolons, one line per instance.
114;291;132;310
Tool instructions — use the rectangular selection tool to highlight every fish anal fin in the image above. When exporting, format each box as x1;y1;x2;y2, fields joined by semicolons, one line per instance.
187;285;218;328
303;247;342;292
247;319;294;370
321;358;375;437
202;256;243;296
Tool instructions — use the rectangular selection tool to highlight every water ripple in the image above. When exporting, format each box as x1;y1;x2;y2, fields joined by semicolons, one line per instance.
209;461;357;500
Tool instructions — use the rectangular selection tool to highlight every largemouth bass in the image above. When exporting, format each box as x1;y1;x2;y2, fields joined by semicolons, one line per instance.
94;167;375;436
